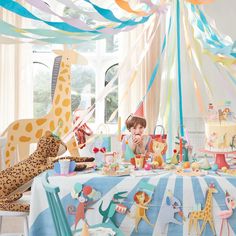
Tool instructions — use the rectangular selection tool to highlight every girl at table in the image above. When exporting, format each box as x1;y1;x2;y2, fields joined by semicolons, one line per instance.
122;114;151;157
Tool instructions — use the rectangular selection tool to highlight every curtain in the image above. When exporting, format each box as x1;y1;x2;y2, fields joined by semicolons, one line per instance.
118;14;164;134
0;8;33;133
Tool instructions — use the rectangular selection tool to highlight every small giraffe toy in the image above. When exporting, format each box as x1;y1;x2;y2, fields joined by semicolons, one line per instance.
188;183;218;236
1;46;87;167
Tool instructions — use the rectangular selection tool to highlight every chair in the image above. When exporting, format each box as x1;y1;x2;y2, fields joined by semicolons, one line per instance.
42;173;72;236
0;209;29;236
42;173;124;236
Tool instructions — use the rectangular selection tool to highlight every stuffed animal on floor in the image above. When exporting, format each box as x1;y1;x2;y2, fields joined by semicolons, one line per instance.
0;131;67;212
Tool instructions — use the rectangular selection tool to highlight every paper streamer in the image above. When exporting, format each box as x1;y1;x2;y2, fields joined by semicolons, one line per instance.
115;0;157;17
176;0;184;137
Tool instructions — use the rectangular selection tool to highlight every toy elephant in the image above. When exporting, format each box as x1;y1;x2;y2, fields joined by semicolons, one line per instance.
158;191;184;233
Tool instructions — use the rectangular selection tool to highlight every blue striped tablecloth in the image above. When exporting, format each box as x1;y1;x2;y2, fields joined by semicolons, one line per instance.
29;171;236;236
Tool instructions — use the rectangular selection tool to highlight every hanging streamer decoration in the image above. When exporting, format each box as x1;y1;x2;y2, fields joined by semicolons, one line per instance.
0;0;168;43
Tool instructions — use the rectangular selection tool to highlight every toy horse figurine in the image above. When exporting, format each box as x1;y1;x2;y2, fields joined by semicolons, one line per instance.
218;191;236;236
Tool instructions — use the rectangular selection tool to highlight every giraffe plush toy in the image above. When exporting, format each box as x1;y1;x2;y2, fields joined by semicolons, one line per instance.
0;131;67;212
1;46;88;167
188;183;218;236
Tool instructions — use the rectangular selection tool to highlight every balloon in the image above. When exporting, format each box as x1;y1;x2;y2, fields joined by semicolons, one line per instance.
83;186;92;196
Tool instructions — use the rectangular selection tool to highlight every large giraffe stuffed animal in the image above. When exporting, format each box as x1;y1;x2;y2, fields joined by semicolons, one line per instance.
0;131;67;212
188;183;217;236
1;46;87;167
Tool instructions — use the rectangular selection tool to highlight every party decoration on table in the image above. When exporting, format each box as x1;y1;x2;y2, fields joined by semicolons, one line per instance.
175;135;189;162
175;166;206;177
53;160;76;175
0;46;87;166
170;149;179;165
188;183;218;236
158;190;185;234
68;183;101;229
99;191;129;227
133;191;153;232
211;163;218;172
124;141;135;161
0;131;67;212
164;164;176;171
72;108;93;149
218;191;236;236
91;124;112;167
182;161;190;169
133;154;147;169
150;140;166;169
199;155;211;170
102;152;131;176
150;125;168;162
221;167;236;176
191;162;201;171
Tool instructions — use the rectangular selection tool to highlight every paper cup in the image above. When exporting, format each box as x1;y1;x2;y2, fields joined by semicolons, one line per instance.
59;159;70;175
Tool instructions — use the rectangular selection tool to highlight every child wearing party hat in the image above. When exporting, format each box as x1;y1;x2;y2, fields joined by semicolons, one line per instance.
122;114;151;161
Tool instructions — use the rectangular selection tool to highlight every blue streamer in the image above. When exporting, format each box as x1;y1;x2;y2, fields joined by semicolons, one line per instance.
0;0;151;34
176;0;184;137
121;17;172;132
84;0;150;25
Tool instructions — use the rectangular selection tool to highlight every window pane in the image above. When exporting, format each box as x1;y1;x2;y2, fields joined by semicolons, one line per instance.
33;61;52;117
71;65;96;122
105;64;118;123
106;35;119;53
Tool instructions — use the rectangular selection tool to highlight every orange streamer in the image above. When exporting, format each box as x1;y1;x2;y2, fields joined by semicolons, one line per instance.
115;0;155;16
185;0;214;4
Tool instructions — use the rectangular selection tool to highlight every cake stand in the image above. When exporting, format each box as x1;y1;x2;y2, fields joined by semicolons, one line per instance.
199;149;236;169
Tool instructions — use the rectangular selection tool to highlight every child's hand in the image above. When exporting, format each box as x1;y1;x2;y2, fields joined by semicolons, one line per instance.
132;134;143;145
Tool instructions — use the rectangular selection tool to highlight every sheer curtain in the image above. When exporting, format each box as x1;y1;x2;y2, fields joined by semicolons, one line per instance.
0;8;33;133
118;15;165;133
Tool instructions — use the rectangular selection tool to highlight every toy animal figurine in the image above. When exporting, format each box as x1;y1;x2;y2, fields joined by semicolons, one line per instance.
158;190;185;233
218;133;228;149
1;46;87;167
150;140;166;168
0;131;67;212
99;191;129;227
218;108;230;123
230;135;236;150
188;183;218;236
170;149;179;165
68;184;101;230
133;191;153;232
206;132;217;150
218;191;236;236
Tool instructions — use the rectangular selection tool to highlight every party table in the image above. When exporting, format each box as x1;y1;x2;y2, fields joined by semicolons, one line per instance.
29;171;236;236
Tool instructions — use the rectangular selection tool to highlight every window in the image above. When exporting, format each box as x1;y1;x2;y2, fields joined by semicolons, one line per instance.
105;64;118;124
31;3;119;132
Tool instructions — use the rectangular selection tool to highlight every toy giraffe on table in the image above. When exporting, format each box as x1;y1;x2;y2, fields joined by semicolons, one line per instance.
1;46;87;167
188;183;217;236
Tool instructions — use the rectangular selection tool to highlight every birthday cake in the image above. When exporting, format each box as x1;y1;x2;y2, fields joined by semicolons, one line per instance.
205;103;236;152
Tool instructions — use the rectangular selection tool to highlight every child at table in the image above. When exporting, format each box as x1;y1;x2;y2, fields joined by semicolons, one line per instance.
122;114;151;157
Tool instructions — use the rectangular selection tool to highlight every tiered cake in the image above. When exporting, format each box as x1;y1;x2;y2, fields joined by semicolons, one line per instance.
205;103;236;152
